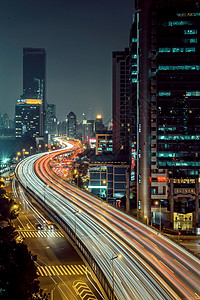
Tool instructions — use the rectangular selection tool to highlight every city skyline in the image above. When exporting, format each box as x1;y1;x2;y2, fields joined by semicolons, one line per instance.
0;0;134;123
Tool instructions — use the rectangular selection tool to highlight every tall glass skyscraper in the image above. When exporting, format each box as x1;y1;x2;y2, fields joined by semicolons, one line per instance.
22;47;46;135
131;0;200;229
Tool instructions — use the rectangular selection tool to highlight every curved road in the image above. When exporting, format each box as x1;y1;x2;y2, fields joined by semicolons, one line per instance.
15;141;200;300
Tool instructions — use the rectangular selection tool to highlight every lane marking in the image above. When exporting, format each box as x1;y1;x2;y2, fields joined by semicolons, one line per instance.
174;259;188;271
70;265;80;275
52;266;60;275
59;265;68;275
37;266;44;276
48;266;56;276
159;260;174;274
74;265;83;274
56;266;64;275
44;266;52;276
195;293;200;299
40;266;48;276
78;265;87;274
63;265;71;275
67;265;76;275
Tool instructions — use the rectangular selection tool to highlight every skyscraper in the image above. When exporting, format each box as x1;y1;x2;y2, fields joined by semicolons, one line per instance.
112;49;131;154
23;47;46;135
67;111;77;138
15;99;42;138
131;0;200;229
45;104;57;137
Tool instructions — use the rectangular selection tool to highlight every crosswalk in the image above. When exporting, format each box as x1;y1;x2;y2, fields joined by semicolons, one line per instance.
19;230;64;238
37;264;90;277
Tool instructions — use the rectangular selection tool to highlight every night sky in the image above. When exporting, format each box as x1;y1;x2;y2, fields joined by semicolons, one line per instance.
0;0;134;124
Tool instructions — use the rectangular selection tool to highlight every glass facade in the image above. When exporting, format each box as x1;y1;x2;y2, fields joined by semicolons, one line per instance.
89;164;127;200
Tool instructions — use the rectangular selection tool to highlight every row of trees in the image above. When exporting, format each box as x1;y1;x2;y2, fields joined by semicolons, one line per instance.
0;179;40;299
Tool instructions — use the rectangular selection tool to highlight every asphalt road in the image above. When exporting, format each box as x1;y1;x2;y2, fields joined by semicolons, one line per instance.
10;179;102;300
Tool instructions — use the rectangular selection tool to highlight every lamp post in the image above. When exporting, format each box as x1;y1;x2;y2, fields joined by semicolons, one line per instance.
30;146;33;155
110;254;122;300
155;201;162;231
73;209;81;244
22;149;26;159
43;184;49;203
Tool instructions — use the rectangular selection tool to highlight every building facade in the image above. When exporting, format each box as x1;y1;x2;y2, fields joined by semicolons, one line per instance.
45;104;57;137
15;99;42;138
67;111;77;138
89;155;129;204
131;0;200;229
112;48;131;154
23;47;46;136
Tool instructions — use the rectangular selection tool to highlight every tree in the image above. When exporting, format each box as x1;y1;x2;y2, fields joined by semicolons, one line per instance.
0;225;18;242
0;238;39;299
0;187;19;225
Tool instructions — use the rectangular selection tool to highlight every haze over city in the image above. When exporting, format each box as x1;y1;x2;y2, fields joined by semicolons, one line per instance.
0;0;133;122
1;0;200;299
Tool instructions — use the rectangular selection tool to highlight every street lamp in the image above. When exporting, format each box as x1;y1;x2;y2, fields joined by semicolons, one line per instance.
73;209;81;244
155;201;162;231
30;146;33;155
22;149;26;159
110;254;122;300
43;184;49;202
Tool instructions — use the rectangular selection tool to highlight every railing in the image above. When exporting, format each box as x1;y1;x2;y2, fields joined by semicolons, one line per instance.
17;179;116;300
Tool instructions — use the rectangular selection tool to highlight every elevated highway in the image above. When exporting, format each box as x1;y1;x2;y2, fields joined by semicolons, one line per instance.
15;140;200;300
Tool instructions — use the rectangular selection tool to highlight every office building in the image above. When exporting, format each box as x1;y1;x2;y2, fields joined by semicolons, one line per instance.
15;99;42;138
57;121;67;136
23;47;46;135
95;131;113;155
45;104;57;137
112;48;131;154
82;119;95;143
95;115;105;133
131;0;200;229
67;111;77;138
89;154;129;203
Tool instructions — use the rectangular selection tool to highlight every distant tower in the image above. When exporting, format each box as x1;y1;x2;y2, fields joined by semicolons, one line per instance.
45;104;57;137
95;115;104;133
23;47;46;136
67;111;77;138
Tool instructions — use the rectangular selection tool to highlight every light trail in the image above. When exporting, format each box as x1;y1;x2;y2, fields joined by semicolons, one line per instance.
15;139;200;300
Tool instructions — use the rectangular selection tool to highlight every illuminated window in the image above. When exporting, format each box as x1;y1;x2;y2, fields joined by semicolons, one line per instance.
159;161;200;167
172;48;184;53
177;12;200;17
184;38;197;43
158;65;200;71
132;38;137;42
159;47;195;53
184;29;197;35
158;135;200;140
159;48;171;53
168;21;192;26
186;91;200;96
159;91;171;96
185;48;196;52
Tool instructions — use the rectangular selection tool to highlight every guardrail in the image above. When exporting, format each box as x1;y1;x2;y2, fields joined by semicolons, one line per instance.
16;176;116;300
